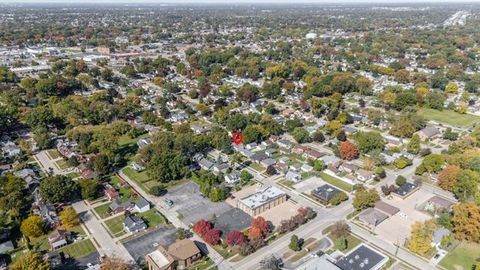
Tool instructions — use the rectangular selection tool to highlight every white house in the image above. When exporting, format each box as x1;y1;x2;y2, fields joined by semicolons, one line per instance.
134;197;150;213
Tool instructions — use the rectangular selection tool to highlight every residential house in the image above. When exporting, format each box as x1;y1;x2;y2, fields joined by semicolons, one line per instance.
48;230;71;250
301;164;313;173
340;162;359;174
0;241;13;254
109;200;132;215
357;169;374;183
431;227;451;249
131;161;146;171
261;158;276;168
303;149;323;160
135;197;150;213
123;215;147;233
104;183;119;201
265;148;277;157
137;138;152;149
225;171;240;185
415;126;440;141
44;251;63;268
392;182;419;199
1;141;20;158
286;171;301;182
198;158;214;171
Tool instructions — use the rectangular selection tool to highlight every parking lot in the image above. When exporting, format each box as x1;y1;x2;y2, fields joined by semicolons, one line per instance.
375;188;432;244
293;176;327;193
164;182;233;225
122;226;176;263
214;208;252;236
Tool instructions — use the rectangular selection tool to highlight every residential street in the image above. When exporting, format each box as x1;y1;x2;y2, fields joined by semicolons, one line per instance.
72;201;134;262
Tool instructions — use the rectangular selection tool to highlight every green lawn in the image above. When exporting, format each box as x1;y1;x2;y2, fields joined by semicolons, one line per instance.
418;108;480;128
30;235;49;252
118;134;150;147
59;239;96;259
56;159;71;170
328;233;361;253
123;167;151;183
187;258;216;270
94;203;112;219
320;172;353;192
66;172;80;179
104;216;126;237
136;209;165;227
439;242;480;270
109;175;133;202
47;149;61;159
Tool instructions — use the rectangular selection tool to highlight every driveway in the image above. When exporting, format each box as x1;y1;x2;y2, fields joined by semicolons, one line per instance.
122;226;176;263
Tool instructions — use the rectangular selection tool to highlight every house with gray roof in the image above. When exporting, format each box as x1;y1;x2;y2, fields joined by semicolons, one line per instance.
134;197;150;213
416;126;440;141
123;215;147;233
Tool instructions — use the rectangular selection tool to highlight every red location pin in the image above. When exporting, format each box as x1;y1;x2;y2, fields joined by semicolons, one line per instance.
232;132;243;145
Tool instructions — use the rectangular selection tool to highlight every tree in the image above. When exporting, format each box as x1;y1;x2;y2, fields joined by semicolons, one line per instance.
203;228;221;245
445;82;459;94
420;154;445;174
226;231;245;246
395;175;407;186
20;215;44;239
452;202;480;243
330;192;348;206
375;167;386;178
354;132;385;154
175;228;190;240
407;134;421;154
40;175;78;204
352;189;380;210
289;235;301;251
291;127;310;143
193;219;212;237
438;165;460;191
79;179;99;200
92;153;112;177
249;216;270;240
453;169;479;201
240;170;253;185
59;207;80;229
443;128;458;141
338;141;359;160
408;220;436;256
331;221;350;239
312;130;325;142
149;185;166;196
11;252;50;270
243;125;266;144
336;130;347;142
100;256;130;270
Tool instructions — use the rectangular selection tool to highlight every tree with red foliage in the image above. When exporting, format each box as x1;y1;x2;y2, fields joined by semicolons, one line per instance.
249;216;270;240
338;140;359;160
203;229;221;246
226;231;245;246
193;219;212;237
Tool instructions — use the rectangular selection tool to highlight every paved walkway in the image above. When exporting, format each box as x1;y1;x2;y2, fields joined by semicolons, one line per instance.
72;201;134;262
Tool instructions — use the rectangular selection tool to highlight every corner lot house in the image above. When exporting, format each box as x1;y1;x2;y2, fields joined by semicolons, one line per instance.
311;184;342;205
237;186;287;216
135;197;150;213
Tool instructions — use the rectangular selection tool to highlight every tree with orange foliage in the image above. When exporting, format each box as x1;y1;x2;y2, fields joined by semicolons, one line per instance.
249;217;270;240
338;140;359;160
452;202;480;243
438;164;461;191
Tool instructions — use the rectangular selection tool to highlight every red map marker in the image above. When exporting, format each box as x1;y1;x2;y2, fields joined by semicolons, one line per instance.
232;132;243;145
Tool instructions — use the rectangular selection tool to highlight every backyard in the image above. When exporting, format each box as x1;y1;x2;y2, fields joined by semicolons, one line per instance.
439;242;480;270
418;108;480;128
136;209;166;227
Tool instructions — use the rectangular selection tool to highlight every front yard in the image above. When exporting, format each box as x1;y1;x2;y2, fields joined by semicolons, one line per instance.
59;239;96;259
94;203;112;219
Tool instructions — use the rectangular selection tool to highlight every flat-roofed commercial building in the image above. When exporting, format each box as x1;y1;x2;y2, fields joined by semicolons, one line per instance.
237;186;287;216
